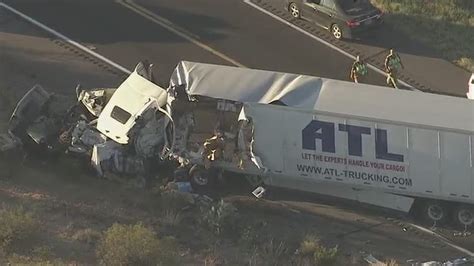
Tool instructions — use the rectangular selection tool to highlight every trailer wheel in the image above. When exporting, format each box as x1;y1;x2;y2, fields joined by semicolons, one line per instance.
189;165;209;187
421;201;448;224
453;205;474;228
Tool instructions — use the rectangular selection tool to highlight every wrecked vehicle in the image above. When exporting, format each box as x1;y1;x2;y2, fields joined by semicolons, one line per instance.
6;60;474;228
162;61;474;227
7;84;79;153
3;62;169;186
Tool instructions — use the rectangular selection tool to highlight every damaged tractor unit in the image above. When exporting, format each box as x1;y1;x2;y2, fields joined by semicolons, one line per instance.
2;62;169;187
92;61;168;183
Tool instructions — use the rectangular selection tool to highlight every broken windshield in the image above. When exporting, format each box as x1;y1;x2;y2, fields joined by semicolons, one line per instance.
110;106;132;125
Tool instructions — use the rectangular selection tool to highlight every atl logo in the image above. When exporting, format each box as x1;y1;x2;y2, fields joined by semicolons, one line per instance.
302;120;404;162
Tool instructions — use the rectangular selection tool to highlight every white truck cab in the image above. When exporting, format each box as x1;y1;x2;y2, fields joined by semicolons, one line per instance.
97;62;167;144
467;73;474;99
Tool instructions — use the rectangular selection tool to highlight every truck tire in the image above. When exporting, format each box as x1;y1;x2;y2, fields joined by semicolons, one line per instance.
189;165;214;188
453;205;474;228
421;200;448;225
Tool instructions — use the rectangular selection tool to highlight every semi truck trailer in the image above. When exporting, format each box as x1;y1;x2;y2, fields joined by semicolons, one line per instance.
163;61;474;227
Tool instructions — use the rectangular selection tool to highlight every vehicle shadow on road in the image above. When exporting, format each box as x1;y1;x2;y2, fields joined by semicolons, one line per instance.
0;1;234;44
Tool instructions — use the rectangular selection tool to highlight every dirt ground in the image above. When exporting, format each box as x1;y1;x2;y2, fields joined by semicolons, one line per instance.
0;11;472;265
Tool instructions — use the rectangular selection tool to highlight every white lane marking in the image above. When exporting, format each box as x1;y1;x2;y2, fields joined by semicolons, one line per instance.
0;2;132;75
408;223;474;257
117;0;246;68
243;0;416;90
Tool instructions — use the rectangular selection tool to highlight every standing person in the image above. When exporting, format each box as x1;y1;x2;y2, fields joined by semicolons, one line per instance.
350;55;368;83
384;49;404;88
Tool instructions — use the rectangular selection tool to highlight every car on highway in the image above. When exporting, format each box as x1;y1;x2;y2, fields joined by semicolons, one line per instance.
284;0;383;40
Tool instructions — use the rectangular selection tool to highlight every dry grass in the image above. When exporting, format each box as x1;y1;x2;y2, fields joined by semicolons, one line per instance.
260;239;290;266
385;259;400;266
72;228;102;246
6;253;67;265
298;234;320;256
159;209;183;227
199;199;239;236
296;234;339;266
456;57;474;72
371;0;474;72
96;223;179;266
0;205;38;251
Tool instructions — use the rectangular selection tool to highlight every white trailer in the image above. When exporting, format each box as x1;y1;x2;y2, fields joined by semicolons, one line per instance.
164;61;474;226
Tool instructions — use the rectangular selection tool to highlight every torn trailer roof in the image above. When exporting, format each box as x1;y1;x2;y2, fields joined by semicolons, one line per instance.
169;61;474;133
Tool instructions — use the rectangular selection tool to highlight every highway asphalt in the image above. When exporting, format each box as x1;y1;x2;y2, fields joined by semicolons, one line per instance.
3;0;395;88
1;3;474;258
1;0;472;93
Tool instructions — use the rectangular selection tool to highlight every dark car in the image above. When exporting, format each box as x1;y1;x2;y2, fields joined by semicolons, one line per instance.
284;0;383;39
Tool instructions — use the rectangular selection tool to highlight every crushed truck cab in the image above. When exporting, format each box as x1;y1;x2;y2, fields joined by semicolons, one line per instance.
97;63;167;144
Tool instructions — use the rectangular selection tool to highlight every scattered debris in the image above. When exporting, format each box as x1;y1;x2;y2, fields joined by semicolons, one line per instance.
0;132;21;152
68;120;106;154
407;256;474;266
363;253;384;265
252;186;266;199
77;87;115;117
163;181;193;193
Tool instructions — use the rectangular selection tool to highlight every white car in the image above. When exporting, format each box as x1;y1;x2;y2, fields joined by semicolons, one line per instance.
467;73;474;99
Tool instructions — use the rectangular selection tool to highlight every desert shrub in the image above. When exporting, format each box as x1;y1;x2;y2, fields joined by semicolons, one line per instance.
204;253;224;266
456;57;474;72
313;245;338;266
296;234;339;266
156;191;192;228
32;245;54;260
258;239;290;266
96;223;179;266
298;234;320;256
239;219;269;250
385;259;400;266
7;253;66;265
0;206;37;250
159;209;183;227
199;199;239;236
159;191;193;212
155;236;179;266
